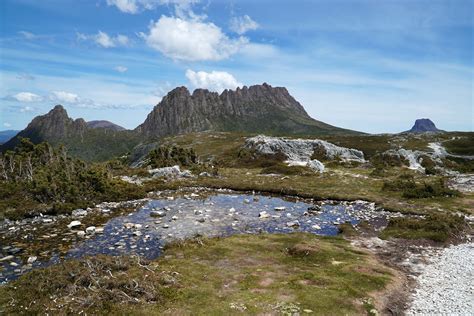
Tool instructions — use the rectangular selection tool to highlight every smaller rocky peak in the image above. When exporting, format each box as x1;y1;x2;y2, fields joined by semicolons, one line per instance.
408;118;441;133
48;104;69;118
165;86;191;99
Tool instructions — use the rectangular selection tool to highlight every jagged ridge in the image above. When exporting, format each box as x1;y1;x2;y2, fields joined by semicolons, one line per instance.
136;83;356;137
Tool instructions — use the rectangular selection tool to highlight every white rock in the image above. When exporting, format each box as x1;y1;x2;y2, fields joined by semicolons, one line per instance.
85;226;96;234
77;231;86;238
244;135;365;173
259;211;270;218
67;220;81;229
27;256;37;264
274;206;286;211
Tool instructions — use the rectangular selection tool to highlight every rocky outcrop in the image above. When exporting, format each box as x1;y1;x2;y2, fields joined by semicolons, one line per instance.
87;120;125;131
136;83;354;138
406;119;442;133
243;135;366;172
1;105;87;150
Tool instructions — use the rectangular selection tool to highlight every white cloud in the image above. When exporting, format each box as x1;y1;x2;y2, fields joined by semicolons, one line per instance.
50;91;80;103
114;66;128;73
20;106;35;113
95;31;116;48
18;31;36;39
142;16;247;61
11;92;42;102
229;15;259;35
186;69;242;93
77;31;129;48
106;0;199;14
3;123;12;128
106;0;138;13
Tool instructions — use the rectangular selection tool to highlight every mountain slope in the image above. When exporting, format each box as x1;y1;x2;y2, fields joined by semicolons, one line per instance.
0;105;139;161
136;83;358;137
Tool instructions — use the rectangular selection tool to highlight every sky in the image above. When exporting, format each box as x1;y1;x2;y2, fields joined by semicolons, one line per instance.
0;0;472;133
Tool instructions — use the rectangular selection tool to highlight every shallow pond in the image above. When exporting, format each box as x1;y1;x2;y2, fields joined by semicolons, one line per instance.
0;189;396;283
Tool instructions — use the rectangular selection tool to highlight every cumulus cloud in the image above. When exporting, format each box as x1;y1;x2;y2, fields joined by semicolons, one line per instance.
141;16;247;61
186;69;242;93
106;0;199;14
9;92;43;102
229;15;259;35
114;66;128;73
50;91;81;103
77;31;129;48
3;123;12;128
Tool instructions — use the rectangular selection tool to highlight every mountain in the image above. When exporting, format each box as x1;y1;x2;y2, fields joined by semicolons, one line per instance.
87;120;126;131
0;130;20;144
1;105;88;149
407;118;442;133
136;83;357;137
0;105;140;161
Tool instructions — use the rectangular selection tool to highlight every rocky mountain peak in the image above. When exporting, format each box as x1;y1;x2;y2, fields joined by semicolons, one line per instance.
136;83;348;138
408;118;441;133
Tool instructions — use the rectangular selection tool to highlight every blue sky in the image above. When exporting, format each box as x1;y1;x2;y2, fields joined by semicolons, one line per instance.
0;0;472;133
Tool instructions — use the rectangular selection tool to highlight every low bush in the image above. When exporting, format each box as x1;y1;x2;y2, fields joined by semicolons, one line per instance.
382;175;458;199
147;145;197;168
380;213;467;242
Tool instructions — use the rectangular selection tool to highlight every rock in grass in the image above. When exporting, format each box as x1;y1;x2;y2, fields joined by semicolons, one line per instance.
274;206;286;211
85;226;96;234
27;256;37;264
67;220;81;229
259;211;270;218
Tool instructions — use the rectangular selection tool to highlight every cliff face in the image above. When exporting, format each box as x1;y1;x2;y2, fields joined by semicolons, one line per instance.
136;83;351;137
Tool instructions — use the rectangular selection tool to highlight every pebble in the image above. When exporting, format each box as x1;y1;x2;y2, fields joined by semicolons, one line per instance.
406;243;474;315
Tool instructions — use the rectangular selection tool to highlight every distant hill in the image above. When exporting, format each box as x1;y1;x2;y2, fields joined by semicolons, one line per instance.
136;83;359;137
0;130;19;144
0;105;140;161
87;120;126;131
406;119;442;133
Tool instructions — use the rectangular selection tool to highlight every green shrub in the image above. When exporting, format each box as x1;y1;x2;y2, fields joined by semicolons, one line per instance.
147;145;197;168
381;213;467;242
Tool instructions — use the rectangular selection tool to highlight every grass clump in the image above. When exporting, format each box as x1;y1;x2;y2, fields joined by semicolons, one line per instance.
0;233;393;315
380;213;467;242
